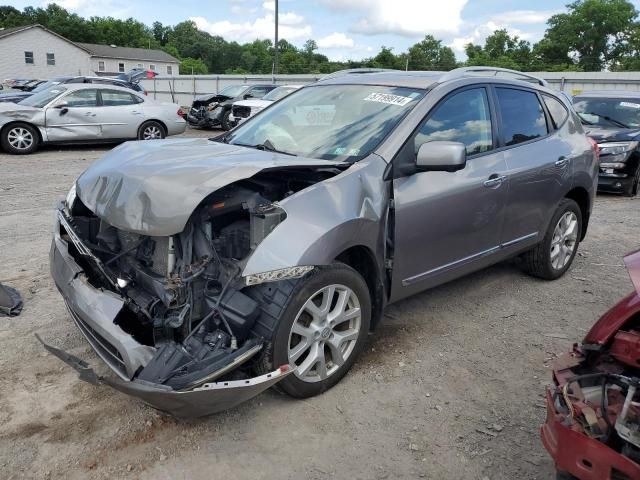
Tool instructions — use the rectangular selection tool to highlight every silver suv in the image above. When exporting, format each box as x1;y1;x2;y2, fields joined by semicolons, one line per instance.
43;67;598;417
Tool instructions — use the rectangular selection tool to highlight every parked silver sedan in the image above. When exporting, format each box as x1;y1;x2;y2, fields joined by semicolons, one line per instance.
0;84;186;154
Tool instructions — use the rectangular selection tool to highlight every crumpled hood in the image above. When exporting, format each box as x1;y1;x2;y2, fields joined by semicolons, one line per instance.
76;137;344;236
584;126;640;143
0;102;38;114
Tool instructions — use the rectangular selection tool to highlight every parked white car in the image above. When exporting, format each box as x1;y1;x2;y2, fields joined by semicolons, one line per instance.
0;83;186;154
229;85;302;127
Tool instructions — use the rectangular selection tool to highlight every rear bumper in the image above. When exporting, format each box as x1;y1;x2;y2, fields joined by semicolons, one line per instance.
45;206;293;417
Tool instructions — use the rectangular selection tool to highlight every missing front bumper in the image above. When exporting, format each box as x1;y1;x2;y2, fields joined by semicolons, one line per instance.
36;334;292;418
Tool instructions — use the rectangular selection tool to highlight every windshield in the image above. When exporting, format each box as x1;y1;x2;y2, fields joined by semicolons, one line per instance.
18;86;67;108
263;86;299;102
573;97;640;128
225;84;425;161
219;84;249;98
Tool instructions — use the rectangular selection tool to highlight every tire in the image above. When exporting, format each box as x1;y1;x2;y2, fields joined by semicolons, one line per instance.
1;122;39;154
138;121;166;140
521;198;582;280
221;110;232;131
556;471;577;480
624;165;640;197
247;263;371;398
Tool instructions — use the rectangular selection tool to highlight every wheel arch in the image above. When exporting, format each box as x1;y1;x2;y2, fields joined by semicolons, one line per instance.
564;186;590;240
335;244;385;330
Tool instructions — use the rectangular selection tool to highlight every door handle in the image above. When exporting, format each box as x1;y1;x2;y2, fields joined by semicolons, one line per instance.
131;111;142;115
555;156;569;168
84;112;96;117
483;174;507;188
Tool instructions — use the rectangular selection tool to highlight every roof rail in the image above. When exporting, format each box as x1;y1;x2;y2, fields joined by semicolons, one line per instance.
318;68;400;81
439;67;548;87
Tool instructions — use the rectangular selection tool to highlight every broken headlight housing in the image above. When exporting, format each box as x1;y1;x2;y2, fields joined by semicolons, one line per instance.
244;266;314;286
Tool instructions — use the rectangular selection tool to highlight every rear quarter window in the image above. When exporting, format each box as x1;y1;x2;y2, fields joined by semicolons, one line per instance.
542;95;569;129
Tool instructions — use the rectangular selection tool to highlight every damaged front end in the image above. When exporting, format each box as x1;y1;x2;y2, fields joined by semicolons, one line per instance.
44;161;344;417
186;94;231;128
541;250;640;479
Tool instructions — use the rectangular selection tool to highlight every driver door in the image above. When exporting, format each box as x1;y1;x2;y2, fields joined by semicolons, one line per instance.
45;89;101;141
390;86;509;301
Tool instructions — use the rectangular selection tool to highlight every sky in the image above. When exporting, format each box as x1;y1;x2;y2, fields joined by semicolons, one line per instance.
8;0;640;61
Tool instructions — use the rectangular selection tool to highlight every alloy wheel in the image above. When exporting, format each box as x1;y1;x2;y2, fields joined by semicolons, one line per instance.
142;125;162;140
288;284;362;383
7;127;34;151
550;211;578;270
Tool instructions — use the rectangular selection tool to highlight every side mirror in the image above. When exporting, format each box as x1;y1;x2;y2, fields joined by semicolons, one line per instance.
243;93;253;99
416;141;467;172
53;102;69;115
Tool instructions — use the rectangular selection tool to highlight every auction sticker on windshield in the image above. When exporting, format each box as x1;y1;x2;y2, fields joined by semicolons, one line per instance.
620;101;640;109
364;92;414;106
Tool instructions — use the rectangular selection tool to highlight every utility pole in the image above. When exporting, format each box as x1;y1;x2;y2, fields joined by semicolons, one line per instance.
273;0;279;77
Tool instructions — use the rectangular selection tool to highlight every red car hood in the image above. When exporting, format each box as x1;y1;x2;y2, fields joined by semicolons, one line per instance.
583;249;640;345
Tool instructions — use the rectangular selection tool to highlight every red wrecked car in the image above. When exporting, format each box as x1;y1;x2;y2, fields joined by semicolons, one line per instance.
542;249;640;479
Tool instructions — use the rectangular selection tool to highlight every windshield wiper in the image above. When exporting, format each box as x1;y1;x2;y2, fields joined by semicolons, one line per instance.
241;139;297;156
585;111;629;129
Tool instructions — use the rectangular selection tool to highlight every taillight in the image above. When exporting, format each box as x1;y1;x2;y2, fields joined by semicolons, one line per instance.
588;137;600;159
177;108;184;118
144;90;148;96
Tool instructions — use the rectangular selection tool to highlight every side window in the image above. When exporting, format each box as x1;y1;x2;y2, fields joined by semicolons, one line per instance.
542;94;569;129
63;89;98;107
24;51;34;64
101;90;140;106
495;88;548;146
46;53;55;66
98;61;105;72
415;88;493;156
118;63;125;73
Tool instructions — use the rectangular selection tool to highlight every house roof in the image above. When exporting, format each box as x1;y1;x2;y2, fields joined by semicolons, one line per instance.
0;24;178;63
76;43;179;63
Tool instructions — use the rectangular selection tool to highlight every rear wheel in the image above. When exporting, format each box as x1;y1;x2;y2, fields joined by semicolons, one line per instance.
138;121;166;140
249;264;371;398
521;198;582;280
1;123;39;154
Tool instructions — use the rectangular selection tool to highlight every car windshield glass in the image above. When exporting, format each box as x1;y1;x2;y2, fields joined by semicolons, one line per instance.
573;97;640;128
18;86;67;108
219;85;248;98
32;80;62;93
263;86;298;102
225;84;425;161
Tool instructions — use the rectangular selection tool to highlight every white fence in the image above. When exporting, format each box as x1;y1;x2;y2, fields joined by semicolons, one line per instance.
141;72;640;106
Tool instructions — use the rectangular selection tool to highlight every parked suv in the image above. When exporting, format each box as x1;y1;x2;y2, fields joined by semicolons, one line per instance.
573;91;640;196
42;67;598;418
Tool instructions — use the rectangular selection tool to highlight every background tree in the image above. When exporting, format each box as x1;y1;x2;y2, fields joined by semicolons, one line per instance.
465;30;533;70
180;57;207;75
407;35;457;71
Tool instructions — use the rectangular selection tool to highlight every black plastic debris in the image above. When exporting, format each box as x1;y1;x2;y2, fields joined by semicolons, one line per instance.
0;283;23;317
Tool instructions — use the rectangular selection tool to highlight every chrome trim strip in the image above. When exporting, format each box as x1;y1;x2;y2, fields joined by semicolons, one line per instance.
402;232;539;287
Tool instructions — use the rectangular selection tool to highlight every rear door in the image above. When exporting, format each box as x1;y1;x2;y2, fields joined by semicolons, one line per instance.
391;86;509;300
45;88;101;141
493;86;572;251
97;89;145;139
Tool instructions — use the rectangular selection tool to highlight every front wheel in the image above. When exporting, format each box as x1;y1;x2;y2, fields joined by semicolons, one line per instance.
249;264;371;398
1;123;39;154
221;110;232;131
138;121;166;140
624;165;640;197
520;198;582;280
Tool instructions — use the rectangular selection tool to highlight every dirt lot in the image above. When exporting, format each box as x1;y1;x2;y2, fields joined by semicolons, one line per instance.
0;129;638;480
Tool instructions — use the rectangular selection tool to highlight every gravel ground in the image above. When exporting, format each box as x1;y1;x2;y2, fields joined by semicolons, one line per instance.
1;129;638;480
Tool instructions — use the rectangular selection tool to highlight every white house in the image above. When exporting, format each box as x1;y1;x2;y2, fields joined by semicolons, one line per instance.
0;24;179;81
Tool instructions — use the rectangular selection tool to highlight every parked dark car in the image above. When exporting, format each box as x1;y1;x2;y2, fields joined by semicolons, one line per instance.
541;249;640;480
574;91;640;196
41;67;598;418
186;83;277;130
11;79;45;91
0;71;147;104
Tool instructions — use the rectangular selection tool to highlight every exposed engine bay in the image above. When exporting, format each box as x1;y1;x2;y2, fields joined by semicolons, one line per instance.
542;250;640;479
187;94;232;128
59;167;341;391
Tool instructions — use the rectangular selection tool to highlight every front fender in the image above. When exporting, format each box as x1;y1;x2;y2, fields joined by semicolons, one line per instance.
242;154;389;276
